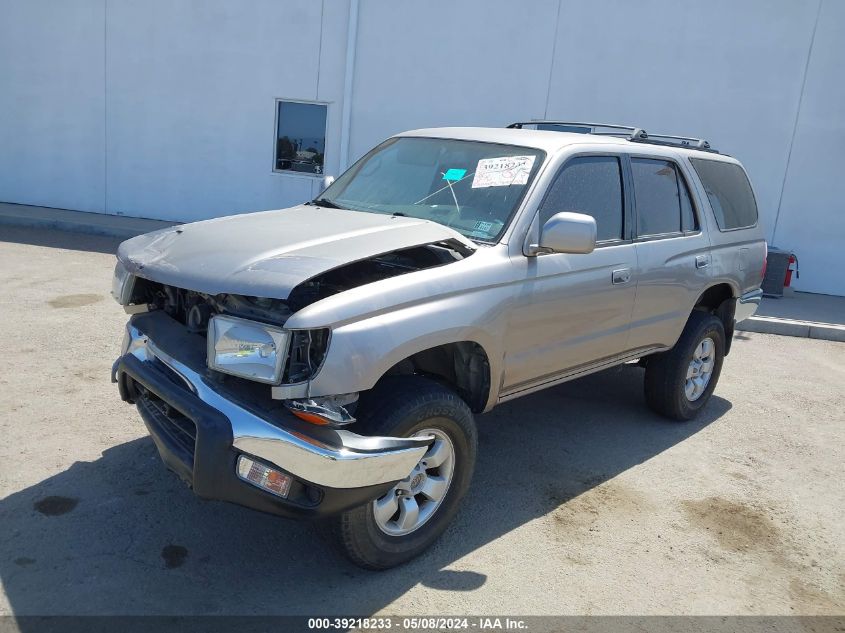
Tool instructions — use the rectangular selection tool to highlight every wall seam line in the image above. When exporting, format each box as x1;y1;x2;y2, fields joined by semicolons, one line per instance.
771;0;822;245
103;0;108;214
315;0;325;101
543;0;563;119
339;0;359;171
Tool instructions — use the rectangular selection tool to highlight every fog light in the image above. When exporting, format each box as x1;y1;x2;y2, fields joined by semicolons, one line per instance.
236;456;292;499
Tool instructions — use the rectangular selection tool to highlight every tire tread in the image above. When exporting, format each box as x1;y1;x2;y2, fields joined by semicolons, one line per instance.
330;375;477;569
644;311;725;421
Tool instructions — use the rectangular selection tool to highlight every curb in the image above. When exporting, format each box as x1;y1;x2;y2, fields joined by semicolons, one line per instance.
736;316;845;343
0;203;176;240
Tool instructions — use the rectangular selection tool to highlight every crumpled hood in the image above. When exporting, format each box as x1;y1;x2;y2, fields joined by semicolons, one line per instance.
117;205;473;299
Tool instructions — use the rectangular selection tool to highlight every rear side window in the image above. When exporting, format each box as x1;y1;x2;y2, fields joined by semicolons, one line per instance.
631;158;697;236
690;159;758;230
679;174;698;232
539;156;623;241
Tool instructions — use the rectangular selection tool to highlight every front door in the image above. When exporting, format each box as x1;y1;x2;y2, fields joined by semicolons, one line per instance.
502;155;637;394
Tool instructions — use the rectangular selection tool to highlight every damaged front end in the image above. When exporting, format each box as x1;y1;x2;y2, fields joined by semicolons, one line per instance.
112;311;433;518
111;232;472;519
113;237;471;413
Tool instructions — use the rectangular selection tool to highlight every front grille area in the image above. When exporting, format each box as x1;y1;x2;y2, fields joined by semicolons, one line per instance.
136;384;197;465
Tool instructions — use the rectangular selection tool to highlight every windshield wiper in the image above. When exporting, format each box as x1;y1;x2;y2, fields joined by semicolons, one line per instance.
310;198;346;210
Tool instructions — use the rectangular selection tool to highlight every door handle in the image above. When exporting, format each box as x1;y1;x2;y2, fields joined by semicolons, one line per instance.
612;268;632;285
695;255;710;269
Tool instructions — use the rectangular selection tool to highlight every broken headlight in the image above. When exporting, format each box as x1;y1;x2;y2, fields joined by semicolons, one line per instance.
284;329;330;383
111;260;135;305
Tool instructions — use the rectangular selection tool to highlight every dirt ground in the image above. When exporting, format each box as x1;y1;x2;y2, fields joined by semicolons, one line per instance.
0;225;843;616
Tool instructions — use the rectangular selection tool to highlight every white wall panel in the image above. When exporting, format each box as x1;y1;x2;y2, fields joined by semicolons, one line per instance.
544;0;817;240
348;0;559;162
105;0;334;221
771;0;845;295
0;0;105;212
0;0;842;294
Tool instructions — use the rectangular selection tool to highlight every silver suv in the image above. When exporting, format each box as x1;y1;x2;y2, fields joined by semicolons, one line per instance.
111;122;766;568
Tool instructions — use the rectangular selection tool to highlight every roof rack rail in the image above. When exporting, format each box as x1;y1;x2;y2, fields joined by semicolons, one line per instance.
636;132;713;151
506;120;717;153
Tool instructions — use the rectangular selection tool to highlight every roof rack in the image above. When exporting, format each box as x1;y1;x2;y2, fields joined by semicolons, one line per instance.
506;120;717;152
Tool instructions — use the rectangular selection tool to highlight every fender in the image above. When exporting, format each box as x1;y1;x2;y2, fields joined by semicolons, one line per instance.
272;247;519;410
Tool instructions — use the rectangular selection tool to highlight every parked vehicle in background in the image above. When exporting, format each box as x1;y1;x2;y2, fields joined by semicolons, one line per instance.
111;121;766;568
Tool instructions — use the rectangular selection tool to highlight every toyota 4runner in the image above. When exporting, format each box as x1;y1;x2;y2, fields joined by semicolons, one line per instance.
111;121;766;568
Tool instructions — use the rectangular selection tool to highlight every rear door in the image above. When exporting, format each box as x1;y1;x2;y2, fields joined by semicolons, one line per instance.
502;154;638;393
625;155;712;352
688;157;766;296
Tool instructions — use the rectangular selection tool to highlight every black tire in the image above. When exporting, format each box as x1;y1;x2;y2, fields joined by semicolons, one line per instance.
328;375;477;570
644;311;726;421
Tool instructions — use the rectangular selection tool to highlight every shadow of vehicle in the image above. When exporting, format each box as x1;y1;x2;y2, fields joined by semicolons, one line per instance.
0;364;730;616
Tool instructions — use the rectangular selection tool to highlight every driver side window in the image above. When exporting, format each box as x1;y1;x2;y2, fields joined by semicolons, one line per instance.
539;156;624;242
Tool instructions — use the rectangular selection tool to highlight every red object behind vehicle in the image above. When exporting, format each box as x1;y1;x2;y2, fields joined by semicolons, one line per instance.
784;254;799;287
762;241;768;282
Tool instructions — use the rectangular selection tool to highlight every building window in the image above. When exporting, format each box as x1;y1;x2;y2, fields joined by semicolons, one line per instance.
274;100;327;175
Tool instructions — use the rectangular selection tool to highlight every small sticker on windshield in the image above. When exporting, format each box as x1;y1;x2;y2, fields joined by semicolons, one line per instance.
442;168;467;181
474;221;494;233
471;155;536;188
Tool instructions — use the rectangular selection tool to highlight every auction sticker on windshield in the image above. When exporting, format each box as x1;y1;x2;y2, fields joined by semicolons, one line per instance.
471;155;536;188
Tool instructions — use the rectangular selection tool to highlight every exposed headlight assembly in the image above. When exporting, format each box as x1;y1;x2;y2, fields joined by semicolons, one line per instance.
285;328;330;383
207;315;289;384
111;260;135;305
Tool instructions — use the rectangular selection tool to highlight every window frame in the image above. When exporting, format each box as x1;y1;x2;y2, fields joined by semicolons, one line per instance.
536;152;633;247
272;98;330;179
689;157;759;232
626;154;703;242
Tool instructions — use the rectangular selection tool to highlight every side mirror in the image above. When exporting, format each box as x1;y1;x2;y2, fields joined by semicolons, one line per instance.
528;212;597;255
321;175;335;191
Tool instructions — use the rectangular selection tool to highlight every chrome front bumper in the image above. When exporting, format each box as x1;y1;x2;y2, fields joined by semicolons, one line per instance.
114;313;430;491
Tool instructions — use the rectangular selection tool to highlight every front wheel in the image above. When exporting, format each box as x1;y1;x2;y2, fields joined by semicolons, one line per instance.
644;311;726;421
329;376;477;569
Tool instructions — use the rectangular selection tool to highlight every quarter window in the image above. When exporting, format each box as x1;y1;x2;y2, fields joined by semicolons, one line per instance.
274;100;327;175
690;158;758;230
632;158;697;237
679;173;698;232
539;156;624;242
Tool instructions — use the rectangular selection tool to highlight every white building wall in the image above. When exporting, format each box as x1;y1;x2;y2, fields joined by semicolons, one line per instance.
0;1;105;213
105;0;347;222
542;0;817;245
0;0;842;295
348;0;559;155
771;0;845;296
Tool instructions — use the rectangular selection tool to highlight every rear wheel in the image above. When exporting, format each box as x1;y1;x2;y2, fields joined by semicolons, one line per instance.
329;376;477;569
644;311;726;421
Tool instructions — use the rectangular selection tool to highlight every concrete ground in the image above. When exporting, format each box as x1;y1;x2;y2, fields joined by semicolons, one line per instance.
737;291;845;342
755;291;845;326
0;225;843;616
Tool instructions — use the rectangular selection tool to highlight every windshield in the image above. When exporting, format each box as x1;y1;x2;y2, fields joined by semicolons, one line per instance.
315;137;545;242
